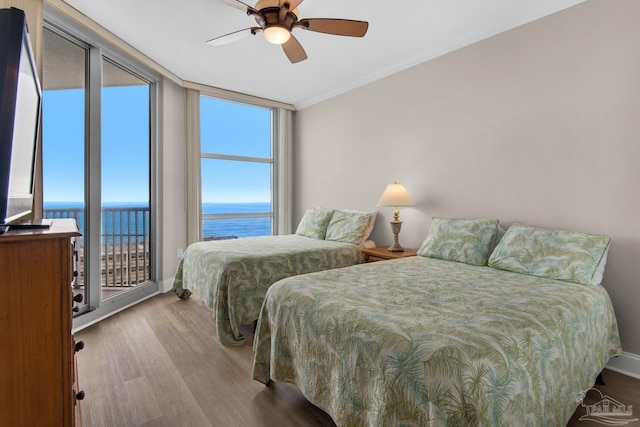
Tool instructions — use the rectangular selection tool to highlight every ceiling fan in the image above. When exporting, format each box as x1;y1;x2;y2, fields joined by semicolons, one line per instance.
207;0;369;63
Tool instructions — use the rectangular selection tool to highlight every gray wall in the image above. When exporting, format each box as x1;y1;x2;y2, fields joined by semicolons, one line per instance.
160;78;188;285
294;0;640;357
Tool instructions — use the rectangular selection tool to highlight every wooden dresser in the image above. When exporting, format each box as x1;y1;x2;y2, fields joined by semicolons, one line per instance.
0;219;83;426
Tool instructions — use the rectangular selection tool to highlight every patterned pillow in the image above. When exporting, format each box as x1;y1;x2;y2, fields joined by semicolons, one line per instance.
487;224;611;285
295;208;335;240
342;209;377;245
325;210;373;245
417;217;500;266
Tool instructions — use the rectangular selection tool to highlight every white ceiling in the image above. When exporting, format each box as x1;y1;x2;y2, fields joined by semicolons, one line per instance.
63;0;586;110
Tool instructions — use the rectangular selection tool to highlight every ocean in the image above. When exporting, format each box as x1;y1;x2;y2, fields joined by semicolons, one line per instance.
43;202;272;240
202;202;271;239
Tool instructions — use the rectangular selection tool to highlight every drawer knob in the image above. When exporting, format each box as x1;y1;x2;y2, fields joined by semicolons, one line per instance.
73;294;83;303
76;390;85;401
74;340;85;352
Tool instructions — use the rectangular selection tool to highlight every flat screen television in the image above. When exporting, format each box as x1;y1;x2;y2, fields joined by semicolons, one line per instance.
0;8;42;234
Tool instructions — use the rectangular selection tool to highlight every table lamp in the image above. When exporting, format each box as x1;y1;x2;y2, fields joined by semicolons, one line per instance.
377;182;414;252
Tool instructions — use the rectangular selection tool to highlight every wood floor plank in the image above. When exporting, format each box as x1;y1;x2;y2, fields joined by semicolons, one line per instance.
120;377;163;425
123;318;211;426
75;292;640;427
80;364;127;427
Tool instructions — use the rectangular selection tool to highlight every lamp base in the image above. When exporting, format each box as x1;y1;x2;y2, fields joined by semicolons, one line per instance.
388;220;404;252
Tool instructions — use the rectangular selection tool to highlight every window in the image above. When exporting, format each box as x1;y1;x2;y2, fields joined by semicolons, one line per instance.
42;8;159;327
199;96;275;240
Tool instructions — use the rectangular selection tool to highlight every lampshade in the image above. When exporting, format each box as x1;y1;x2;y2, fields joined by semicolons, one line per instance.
377;182;414;208
263;25;291;44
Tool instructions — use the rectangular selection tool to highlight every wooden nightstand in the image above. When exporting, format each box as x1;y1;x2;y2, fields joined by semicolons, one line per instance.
362;246;418;262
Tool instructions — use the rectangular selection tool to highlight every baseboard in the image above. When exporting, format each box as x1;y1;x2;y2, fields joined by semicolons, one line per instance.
160;277;174;293
606;351;640;379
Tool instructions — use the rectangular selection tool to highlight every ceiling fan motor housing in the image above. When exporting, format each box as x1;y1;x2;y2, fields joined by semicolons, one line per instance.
255;6;298;30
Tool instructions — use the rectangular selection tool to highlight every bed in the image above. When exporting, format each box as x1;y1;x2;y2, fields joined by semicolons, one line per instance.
171;208;375;346
252;218;622;426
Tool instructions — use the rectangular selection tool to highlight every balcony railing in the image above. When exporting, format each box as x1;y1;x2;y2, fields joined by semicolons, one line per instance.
44;206;150;288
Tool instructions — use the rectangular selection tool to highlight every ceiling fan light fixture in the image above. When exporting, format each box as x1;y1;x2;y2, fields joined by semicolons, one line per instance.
263;25;291;44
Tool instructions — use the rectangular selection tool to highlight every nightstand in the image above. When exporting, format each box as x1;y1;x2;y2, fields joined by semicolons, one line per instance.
362;246;418;262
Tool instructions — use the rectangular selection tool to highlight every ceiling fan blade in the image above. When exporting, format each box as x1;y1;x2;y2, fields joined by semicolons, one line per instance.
206;27;260;46
218;0;257;14
278;0;303;22
281;34;307;63
279;0;303;10
297;18;368;37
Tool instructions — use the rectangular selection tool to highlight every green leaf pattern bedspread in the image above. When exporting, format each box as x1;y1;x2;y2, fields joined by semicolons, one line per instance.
252;256;621;426
171;234;364;346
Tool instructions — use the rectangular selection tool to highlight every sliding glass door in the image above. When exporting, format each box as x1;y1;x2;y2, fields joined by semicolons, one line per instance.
42;14;158;323
100;59;151;301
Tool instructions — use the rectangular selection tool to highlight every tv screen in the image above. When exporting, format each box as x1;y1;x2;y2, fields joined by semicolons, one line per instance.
0;7;42;232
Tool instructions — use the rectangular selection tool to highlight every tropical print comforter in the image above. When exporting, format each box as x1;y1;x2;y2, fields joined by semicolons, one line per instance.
172;234;364;346
253;256;621;426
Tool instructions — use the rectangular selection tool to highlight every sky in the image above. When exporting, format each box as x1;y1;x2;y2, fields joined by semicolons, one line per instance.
43;85;149;204
42;88;84;202
43;89;272;205
200;96;272;203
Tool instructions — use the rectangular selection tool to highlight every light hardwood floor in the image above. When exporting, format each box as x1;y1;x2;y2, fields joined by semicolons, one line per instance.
75;292;640;427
